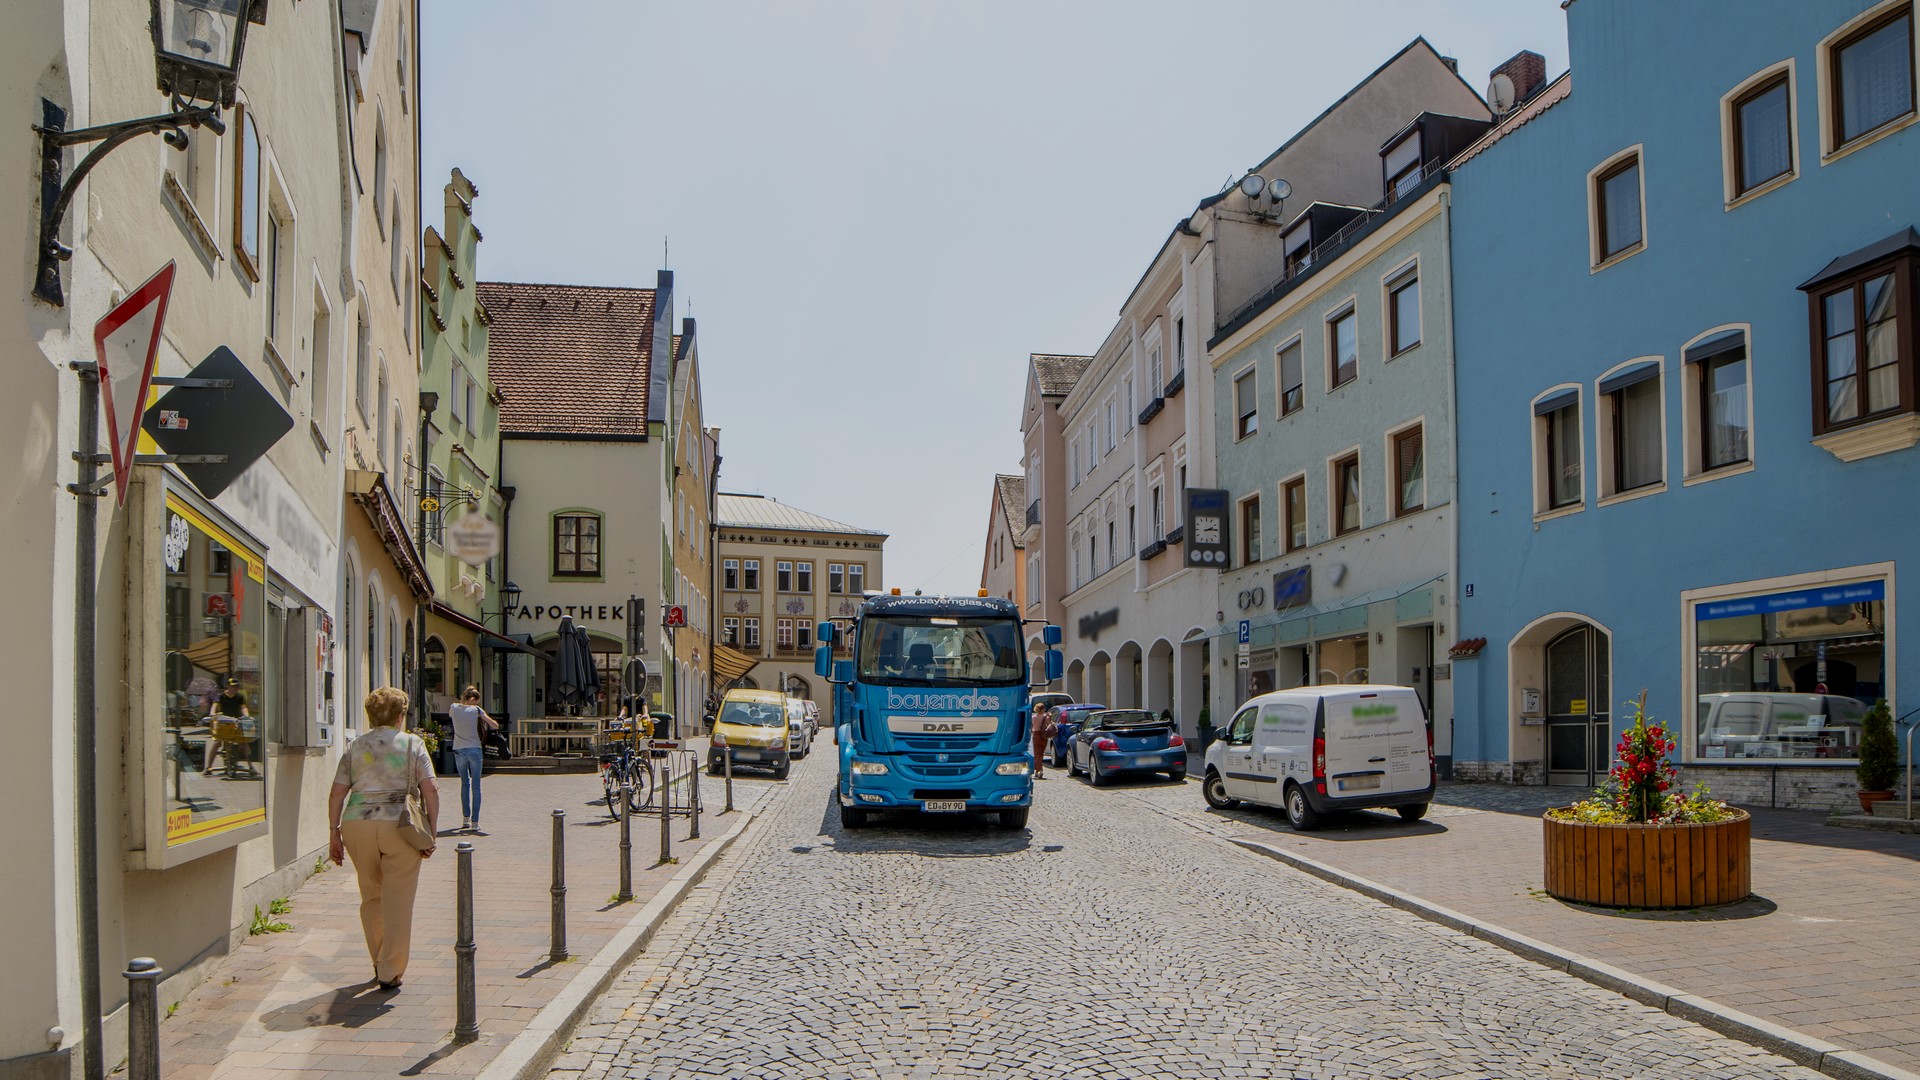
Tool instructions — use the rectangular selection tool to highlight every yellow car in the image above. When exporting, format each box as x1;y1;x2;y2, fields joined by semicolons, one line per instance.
709;688;792;779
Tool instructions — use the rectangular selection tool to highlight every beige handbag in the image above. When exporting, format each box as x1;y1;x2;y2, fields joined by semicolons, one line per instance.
392;733;435;850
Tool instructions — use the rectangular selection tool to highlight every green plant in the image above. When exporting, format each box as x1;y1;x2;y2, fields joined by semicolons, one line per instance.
268;897;291;916
312;853;329;875
248;904;290;935
1858;698;1899;791
414;725;442;754
165;1002;179;1019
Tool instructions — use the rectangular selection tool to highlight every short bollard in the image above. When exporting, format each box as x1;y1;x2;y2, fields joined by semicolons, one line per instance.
616;779;634;902
549;809;568;962
723;745;735;813
657;752;672;863
689;756;702;840
454;841;478;1044
123;957;162;1080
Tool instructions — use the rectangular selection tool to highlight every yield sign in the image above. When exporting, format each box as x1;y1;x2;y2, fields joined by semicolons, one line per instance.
94;262;176;506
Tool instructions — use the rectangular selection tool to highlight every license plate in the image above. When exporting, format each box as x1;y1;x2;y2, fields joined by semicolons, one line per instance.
923;800;967;813
736;750;762;761
1134;754;1163;765
1338;774;1382;791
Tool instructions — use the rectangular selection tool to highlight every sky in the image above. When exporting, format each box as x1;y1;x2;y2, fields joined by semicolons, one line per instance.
421;0;1569;598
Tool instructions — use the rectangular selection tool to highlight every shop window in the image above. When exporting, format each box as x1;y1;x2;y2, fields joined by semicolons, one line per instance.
1328;307;1358;389
1234;368;1258;439
1331;453;1361;536
553;511;602;577
1599;361;1665;497
1590;149;1645;266
1534;389;1584;512
1392;425;1425;516
422;637;446;697
1692;578;1885;762
1827;4;1915;150
1283;476;1307;553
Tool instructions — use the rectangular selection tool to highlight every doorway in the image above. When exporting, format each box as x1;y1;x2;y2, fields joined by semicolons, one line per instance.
1545;625;1611;787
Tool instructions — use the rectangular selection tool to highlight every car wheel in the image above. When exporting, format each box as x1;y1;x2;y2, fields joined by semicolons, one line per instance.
840;804;869;829
1397;802;1429;822
1203;770;1239;810
1051;746;1066;769
707;759;722;777
1088;759;1105;787
773;761;791;781
1285;784;1322;831
1066;750;1081;777
1168;765;1187;782
999;808;1030;830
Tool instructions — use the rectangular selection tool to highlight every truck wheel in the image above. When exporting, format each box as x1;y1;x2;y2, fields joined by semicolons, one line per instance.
1285;784;1321;831
1203;771;1239;810
999;808;1029;830
840;804;869;829
1397;803;1429;822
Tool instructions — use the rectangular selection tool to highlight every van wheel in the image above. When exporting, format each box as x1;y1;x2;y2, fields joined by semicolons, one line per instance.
1285;784;1321;831
1397;803;1429;822
840;804;869;829
1202;771;1239;810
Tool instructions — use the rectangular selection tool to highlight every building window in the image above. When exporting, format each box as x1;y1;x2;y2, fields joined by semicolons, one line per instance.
1105;399;1117;451
373;119;389;234
310;289;332;437
1814;263;1909;431
723;558;739;590
354;304;372;421
1600;362;1664;495
1535;390;1584;511
1149;345;1163;396
1126;506;1136;557
553;512;602;577
450;361;468;428
1387;268;1420;356
743;559;760;590
777;561;793;592
1124;376;1135;431
776;619;794;648
1392;426;1425;517
1688;330;1752;473
1332;454;1361;536
1175;317;1186;372
828;563;844;593
1283;476;1307;552
1277;340;1303;416
1328;307;1358;389
1234;368;1258;439
847;564;865;594
1593;151;1645;264
743;618;760;649
1731;71;1794;196
796;562;813;592
1150;486;1164;538
1830;5;1915;148
798;622;812;648
1239;494;1261;566
233;104;260;279
1106;521;1117;571
722;617;738;646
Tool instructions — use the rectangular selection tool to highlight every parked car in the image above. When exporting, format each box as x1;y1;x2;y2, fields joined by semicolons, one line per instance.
800;699;820;737
1696;692;1867;760
708;688;792;779
1048;703;1106;768
1029;691;1075;717
1203;685;1434;831
1067;709;1186;784
787;698;814;759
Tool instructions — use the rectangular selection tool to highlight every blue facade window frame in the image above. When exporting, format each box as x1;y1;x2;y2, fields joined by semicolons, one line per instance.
1597;360;1661;396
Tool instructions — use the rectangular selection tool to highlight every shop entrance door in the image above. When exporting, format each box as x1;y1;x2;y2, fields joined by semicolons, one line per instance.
1545;625;1611;787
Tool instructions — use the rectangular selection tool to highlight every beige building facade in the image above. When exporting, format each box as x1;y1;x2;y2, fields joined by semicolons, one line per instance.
668;327;718;729
979;474;1027;609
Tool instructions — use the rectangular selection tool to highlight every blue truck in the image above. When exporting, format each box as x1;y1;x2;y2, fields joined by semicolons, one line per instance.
816;593;1062;830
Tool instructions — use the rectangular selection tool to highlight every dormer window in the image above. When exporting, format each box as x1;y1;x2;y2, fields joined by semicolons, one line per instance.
1283;221;1313;278
1383;130;1424;201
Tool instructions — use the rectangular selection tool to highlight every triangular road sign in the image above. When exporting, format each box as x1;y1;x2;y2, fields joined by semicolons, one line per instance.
95;263;176;506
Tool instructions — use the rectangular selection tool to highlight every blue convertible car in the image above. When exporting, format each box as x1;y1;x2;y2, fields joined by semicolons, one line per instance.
1067;709;1186;785
1047;703;1106;768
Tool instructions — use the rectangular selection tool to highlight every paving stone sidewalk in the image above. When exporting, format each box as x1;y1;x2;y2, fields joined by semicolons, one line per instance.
1136;778;1920;1075
155;741;786;1079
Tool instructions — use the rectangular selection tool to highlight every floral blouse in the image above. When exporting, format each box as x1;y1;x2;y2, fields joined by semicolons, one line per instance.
333;726;435;822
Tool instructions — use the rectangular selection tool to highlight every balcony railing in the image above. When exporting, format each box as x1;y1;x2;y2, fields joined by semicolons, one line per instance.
1138;539;1168;562
1137;396;1165;425
1026;499;1041;527
1163;369;1185;399
1165;524;1185;545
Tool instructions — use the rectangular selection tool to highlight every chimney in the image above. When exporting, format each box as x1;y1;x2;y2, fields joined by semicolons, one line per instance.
1489;50;1548;113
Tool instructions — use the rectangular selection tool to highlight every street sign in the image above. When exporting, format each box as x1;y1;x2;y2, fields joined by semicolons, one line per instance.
1238;652;1250;669
445;509;501;563
664;604;687;627
141;345;293;500
95;262;176;505
646;738;682;752
1238;619;1252;645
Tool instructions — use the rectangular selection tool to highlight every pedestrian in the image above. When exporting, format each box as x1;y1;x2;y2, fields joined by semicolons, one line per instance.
448;685;499;833
1031;702;1058;780
203;676;252;775
1159;707;1174;726
327;686;439;993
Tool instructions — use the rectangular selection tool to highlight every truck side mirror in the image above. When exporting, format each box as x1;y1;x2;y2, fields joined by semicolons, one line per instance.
816;621;834;644
1042;625;1062;646
814;645;833;680
1046;649;1063;681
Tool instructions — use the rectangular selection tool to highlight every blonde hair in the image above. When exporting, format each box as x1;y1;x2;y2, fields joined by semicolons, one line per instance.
364;686;410;727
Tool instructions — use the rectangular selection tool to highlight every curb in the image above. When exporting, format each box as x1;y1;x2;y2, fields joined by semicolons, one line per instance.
1229;837;1920;1080
476;806;762;1080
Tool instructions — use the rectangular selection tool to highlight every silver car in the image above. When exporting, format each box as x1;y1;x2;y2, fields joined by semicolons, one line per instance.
786;700;813;759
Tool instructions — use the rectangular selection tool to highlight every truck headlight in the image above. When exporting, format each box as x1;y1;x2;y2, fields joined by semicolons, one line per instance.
850;760;889;775
995;762;1030;776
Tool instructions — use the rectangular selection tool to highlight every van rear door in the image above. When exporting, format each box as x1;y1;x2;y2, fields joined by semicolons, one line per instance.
1323;690;1429;797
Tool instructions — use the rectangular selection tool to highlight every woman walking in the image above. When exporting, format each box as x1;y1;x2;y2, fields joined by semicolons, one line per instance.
328;687;438;992
1031;703;1058;780
448;685;499;833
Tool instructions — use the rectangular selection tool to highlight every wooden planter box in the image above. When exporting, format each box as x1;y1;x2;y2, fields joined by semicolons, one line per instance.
1542;809;1750;909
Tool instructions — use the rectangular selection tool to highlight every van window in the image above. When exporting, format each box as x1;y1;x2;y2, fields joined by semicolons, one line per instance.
1225;706;1258;745
1259;702;1314;740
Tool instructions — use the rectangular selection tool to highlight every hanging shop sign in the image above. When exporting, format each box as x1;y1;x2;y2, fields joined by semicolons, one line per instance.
444;509;501;564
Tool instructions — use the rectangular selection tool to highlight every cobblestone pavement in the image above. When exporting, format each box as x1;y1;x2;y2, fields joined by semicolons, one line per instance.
558;764;1822;1079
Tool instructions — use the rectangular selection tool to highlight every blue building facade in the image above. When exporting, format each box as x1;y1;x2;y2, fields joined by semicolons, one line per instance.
1449;0;1920;808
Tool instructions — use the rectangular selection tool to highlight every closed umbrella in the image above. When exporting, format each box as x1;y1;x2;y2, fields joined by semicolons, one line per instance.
575;623;601;711
553;615;583;709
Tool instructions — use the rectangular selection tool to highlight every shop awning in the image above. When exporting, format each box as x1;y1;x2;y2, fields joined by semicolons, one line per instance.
711;642;760;686
481;631;555;661
177;636;233;675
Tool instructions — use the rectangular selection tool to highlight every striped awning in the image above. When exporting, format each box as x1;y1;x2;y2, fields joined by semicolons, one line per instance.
178;636;232;675
711;643;760;686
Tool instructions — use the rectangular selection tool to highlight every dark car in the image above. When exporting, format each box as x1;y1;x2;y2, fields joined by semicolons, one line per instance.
1068;709;1186;785
1048;703;1107;768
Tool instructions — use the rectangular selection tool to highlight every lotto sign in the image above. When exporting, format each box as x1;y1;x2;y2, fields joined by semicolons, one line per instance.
95;262;177;506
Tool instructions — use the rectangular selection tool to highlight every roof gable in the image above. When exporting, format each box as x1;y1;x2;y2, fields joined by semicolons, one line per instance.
477;281;656;438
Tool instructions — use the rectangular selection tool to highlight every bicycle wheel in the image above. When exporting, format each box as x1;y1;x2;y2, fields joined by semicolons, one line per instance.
600;760;623;818
625;759;654;814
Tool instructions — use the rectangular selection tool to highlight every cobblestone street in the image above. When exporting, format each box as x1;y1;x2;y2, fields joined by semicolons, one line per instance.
557;760;1824;1080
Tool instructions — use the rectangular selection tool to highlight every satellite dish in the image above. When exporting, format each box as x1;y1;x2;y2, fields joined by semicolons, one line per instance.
1489;72;1517;113
1238;173;1266;199
1267;178;1292;202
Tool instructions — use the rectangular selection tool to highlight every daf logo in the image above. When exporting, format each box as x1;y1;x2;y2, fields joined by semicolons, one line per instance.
922;722;969;732
937;753;950;762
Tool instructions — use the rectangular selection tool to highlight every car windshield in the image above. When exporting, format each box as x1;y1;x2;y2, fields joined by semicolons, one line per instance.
1093;710;1158;727
717;701;784;728
856;616;1024;686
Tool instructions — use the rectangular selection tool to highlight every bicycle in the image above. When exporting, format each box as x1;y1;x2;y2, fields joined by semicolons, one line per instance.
599;717;654;818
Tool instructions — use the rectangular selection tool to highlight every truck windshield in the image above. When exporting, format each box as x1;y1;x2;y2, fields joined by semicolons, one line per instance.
856;616;1024;686
717;701;785;727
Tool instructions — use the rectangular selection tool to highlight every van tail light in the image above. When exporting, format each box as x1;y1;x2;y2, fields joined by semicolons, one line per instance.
1168;733;1185;748
1312;736;1326;794
1426;724;1436;770
1094;737;1118;751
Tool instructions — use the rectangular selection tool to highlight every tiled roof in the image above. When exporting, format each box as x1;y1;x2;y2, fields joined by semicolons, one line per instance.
1032;353;1093;396
995;475;1027;549
717;494;886;537
477;281;655;438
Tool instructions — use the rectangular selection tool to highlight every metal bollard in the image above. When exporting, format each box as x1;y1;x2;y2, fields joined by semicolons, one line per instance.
723;742;735;813
549;809;568;962
454;841;478;1044
657;752;672;863
616;778;633;902
123;958;162;1080
689;753;702;840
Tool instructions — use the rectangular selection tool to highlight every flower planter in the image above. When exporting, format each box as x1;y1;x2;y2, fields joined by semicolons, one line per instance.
1542;809;1750;909
1859;790;1894;814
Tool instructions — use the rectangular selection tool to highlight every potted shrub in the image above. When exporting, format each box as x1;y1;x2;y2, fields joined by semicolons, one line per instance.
1856;698;1899;814
1543;691;1748;909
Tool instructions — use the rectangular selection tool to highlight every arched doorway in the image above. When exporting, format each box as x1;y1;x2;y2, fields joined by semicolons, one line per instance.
1544;624;1612;787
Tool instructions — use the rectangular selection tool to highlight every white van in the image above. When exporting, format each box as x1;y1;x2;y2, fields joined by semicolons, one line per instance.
1202;684;1435;830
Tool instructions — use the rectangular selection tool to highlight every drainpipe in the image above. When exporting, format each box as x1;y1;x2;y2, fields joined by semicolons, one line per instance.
1439;184;1477;784
417;392;437;730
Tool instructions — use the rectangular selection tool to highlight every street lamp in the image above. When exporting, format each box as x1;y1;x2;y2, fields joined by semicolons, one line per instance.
33;0;264;304
496;581;523;621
